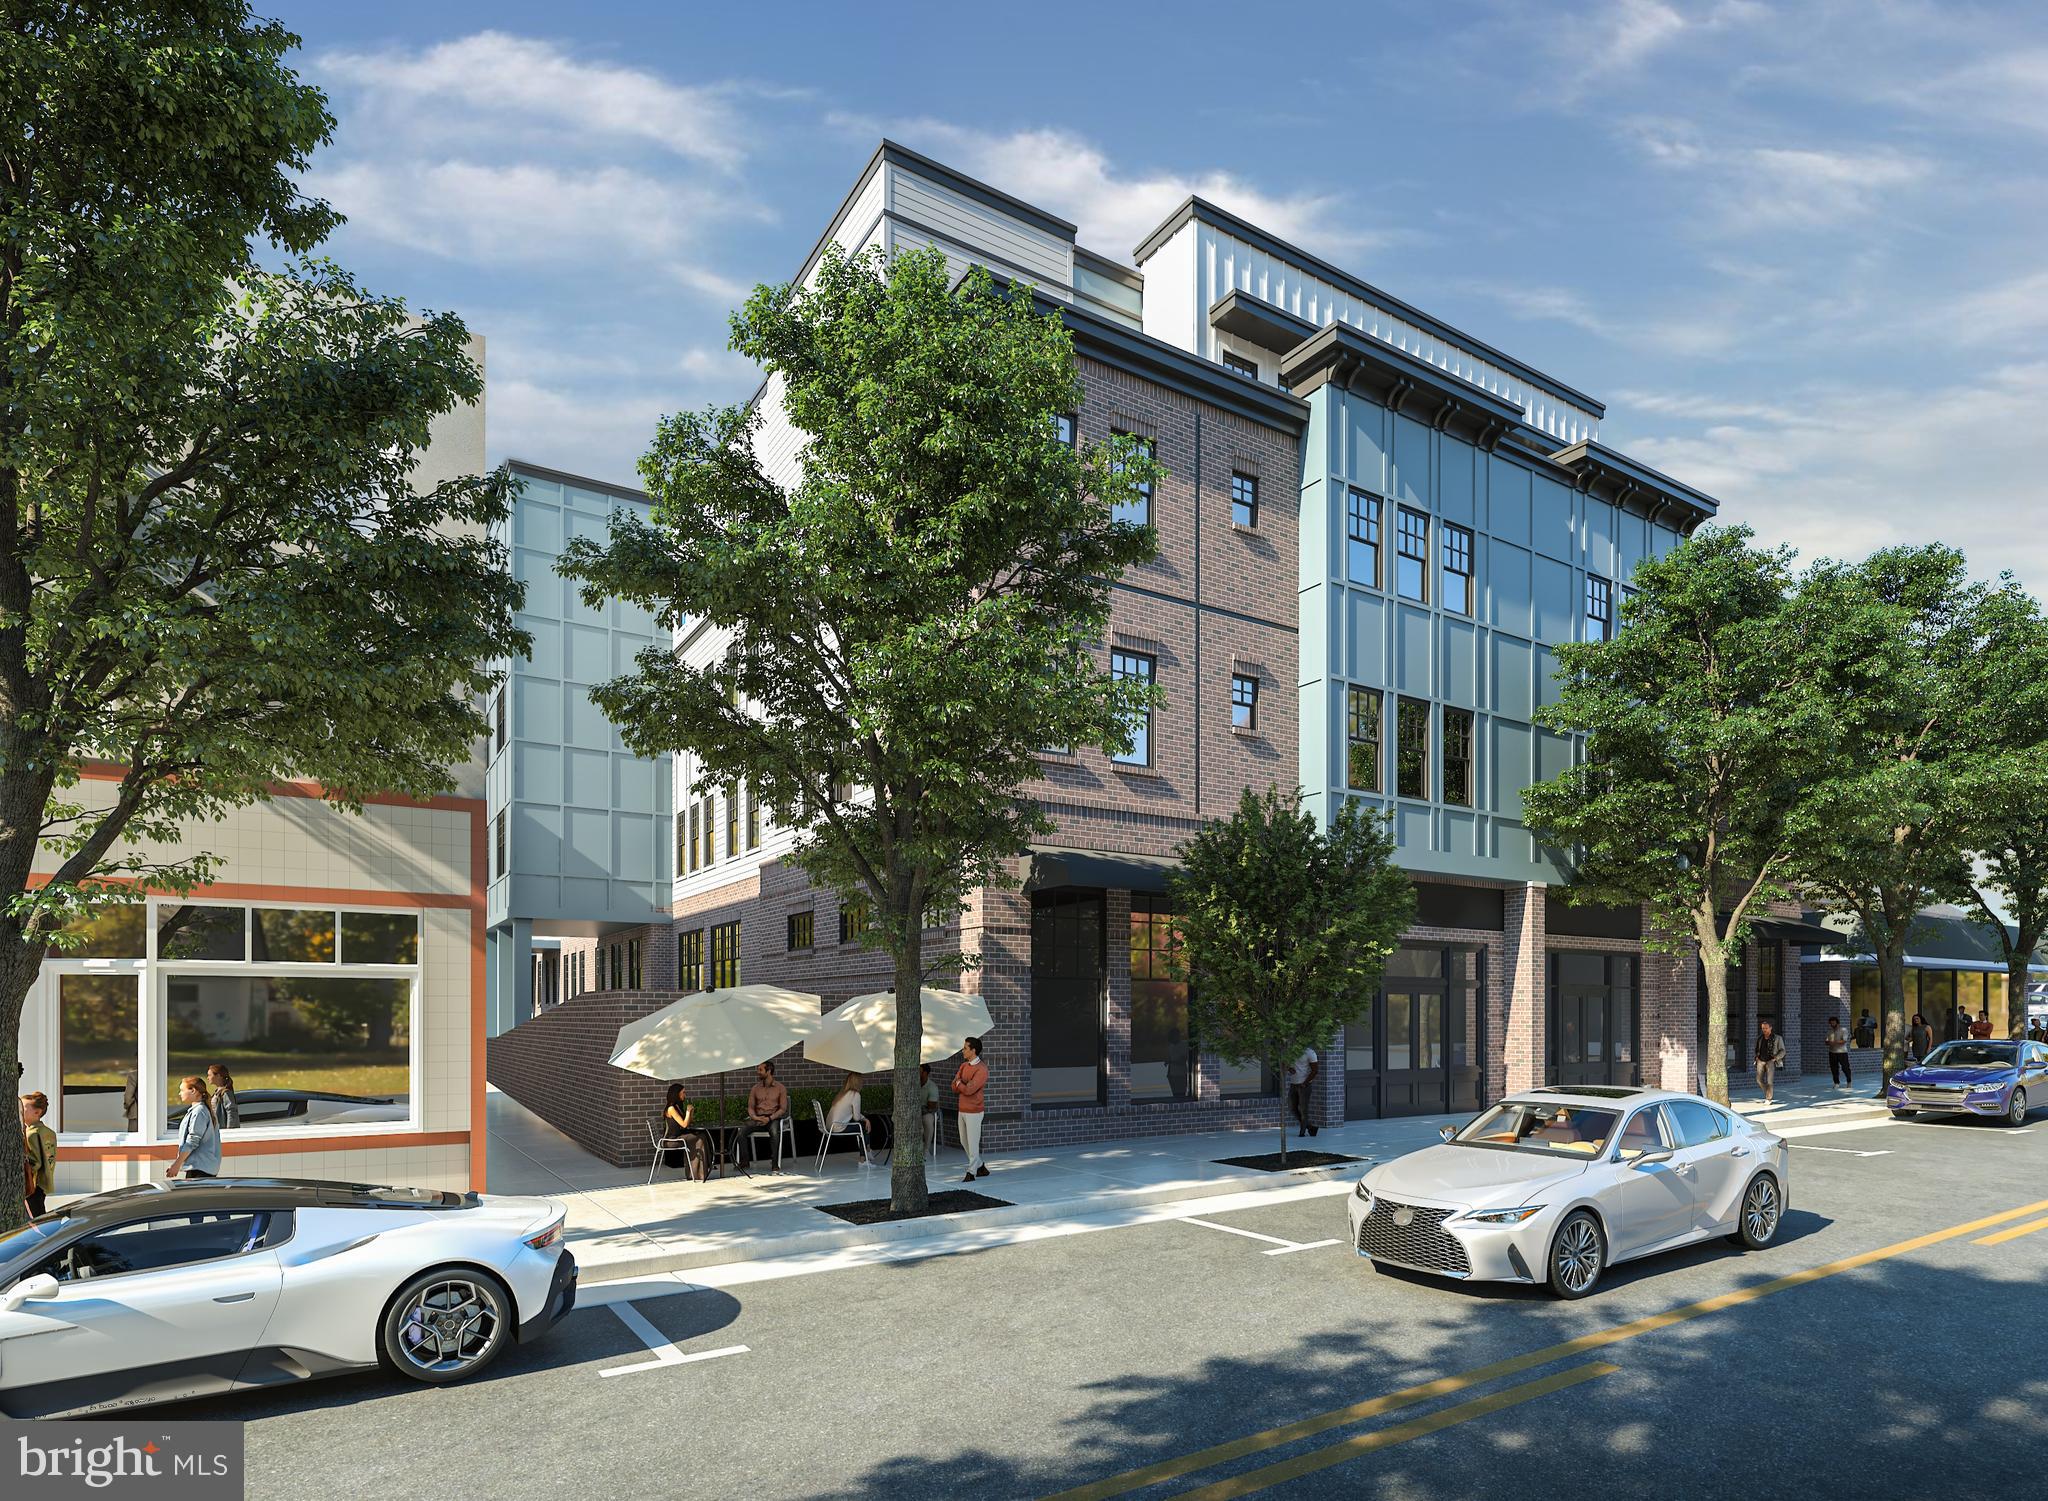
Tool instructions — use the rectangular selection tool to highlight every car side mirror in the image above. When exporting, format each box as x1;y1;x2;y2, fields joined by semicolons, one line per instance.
1;1273;59;1313
1630;1149;1673;1168
1438;1126;1456;1143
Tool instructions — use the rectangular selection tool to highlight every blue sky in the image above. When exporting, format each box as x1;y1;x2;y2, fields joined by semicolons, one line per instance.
266;1;2048;587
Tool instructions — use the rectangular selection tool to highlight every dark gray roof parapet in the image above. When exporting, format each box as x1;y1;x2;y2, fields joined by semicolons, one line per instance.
1209;289;1318;353
1136;195;1607;420
1547;440;1719;523
1280;321;1526;448
506;457;648;505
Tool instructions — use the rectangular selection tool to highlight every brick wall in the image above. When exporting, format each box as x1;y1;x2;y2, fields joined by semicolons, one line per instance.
1502;883;1546;1093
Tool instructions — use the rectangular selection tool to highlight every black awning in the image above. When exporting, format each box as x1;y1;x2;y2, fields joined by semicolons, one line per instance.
1024;848;1178;896
1752;917;1846;947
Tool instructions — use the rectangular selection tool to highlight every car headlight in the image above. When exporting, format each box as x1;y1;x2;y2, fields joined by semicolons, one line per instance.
1886;1079;1906;1094
1456;1205;1544;1225
1968;1083;2009;1096
1354;1179;1374;1204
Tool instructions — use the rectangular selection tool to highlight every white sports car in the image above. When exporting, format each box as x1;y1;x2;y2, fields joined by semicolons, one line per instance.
1347;1086;1789;1298
0;1178;577;1417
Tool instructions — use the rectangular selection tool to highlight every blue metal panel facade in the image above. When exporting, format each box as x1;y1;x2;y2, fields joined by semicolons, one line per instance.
484;464;673;1032
1299;387;1683;883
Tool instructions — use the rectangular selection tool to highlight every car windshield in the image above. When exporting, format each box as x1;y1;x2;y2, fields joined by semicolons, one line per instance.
1923;1042;2018;1068
1452;1101;1621;1157
0;1217;66;1269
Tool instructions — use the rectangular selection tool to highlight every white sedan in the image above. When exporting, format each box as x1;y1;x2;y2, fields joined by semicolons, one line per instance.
1347;1086;1788;1298
0;1178;576;1417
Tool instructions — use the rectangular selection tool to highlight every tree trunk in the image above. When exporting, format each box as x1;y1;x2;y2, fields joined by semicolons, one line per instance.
1275;1055;1287;1168
1700;949;1731;1106
0;935;43;1232
2007;953;2032;1040
888;928;930;1217
1877;941;1908;1089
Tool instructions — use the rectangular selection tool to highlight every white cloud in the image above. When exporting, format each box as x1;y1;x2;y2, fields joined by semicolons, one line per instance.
1905;47;2048;135
829;116;1384;262
1613;363;2048;590
489;377;670;490
1467;281;1756;358
1624;122;1930;229
319;31;748;170
1535;0;1768;103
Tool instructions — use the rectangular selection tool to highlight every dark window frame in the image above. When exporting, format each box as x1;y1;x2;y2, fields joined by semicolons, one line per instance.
678;929;704;991
1230;471;1258;529
1346;490;1381;588
1230;674;1258;731
1219;351;1259;380
1111;649;1156;767
1346;686;1383;793
1441;522;1474;615
1442;706;1475;808
707;920;741;989
1109;429;1156;529
1396;696;1430;800
787;910;814;951
1586;575;1614;642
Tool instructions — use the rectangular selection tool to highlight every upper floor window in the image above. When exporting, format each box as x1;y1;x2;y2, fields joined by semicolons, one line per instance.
679;929;704;990
1619;583;1639;630
1396;697;1430;799
1230;472;1258;529
1054;412;1076;448
1586;575;1614;642
493;811;507;880
1109;430;1155;528
1346;491;1381;588
747;790;762;849
725;787;739;859
1346;687;1382;793
839;898;869;946
787;910;814;951
1441;523;1474;615
1220;352;1258;380
1396;508;1429;603
1231;674;1258;731
492;693;506;757
1443;707;1475;807
1111;650;1155;767
700;796;716;867
685;804;699;874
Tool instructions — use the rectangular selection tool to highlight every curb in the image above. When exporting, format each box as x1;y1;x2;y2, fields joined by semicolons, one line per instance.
570;1158;1360;1284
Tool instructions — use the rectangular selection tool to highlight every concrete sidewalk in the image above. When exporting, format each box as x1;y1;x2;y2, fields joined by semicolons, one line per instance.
485;1074;1893;1285
485;1087;1454;1284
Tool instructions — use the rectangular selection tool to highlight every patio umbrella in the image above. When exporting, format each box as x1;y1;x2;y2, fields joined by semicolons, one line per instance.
609;985;824;1165
804;986;993;1073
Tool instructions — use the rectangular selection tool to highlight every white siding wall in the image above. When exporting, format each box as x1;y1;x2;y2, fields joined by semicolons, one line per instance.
887;171;1072;287
1144;221;1601;446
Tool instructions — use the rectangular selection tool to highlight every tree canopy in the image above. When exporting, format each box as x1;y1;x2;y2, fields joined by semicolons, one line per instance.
1522;526;1835;1103
0;1;526;1228
561;243;1158;1214
1168;787;1414;1163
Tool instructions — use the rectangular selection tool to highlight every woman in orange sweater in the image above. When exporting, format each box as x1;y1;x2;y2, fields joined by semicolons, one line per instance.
953;1036;988;1183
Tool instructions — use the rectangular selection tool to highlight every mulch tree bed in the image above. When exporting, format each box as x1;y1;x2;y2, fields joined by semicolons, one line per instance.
1213;1150;1364;1173
816;1189;1013;1225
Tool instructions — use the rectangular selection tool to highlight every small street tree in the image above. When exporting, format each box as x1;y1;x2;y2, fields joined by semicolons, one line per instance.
562;244;1158;1216
0;1;526;1229
1521;527;1835;1105
1794;548;2045;1080
1167;787;1413;1166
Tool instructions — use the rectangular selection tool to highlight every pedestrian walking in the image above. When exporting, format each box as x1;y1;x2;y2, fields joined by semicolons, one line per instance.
1908;1013;1932;1063
1286;1046;1320;1139
20;1092;55;1218
206;1063;240;1131
168;1076;221;1180
953;1036;988;1182
1824;1017;1852;1089
1754;1022;1786;1104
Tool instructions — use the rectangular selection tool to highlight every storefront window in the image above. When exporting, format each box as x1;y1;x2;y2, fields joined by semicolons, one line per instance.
1030;889;1105;1107
342;911;420;965
157;904;244;961
1129;896;1192;1102
60;973;140;1133
166;975;412;1129
252;909;337;963
46;905;145;959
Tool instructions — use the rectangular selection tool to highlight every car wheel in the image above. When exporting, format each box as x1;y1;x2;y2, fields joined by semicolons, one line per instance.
381;1268;513;1385
1730;1173;1782;1249
1547;1211;1605;1299
1890;1109;1916;1120
2008;1088;2028;1127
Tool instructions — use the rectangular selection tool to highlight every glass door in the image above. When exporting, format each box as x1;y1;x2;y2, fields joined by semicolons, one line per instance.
1553;952;1640;1087
1343;995;1379;1120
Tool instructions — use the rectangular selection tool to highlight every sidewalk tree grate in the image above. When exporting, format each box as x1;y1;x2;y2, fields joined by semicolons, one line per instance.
1214;1150;1364;1172
815;1190;1013;1225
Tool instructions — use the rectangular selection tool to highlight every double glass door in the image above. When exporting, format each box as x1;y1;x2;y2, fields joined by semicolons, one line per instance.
1551;952;1640;1087
1344;945;1485;1119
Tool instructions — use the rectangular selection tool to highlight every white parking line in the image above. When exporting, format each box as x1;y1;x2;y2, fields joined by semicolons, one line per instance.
1789;1143;1891;1157
1179;1215;1342;1256
599;1301;748;1379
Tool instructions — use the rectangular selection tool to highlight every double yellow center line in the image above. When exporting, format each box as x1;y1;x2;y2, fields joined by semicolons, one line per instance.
1049;1195;2048;1500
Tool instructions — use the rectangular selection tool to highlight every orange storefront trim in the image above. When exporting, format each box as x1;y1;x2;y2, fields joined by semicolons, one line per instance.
58;1130;474;1163
73;761;484;816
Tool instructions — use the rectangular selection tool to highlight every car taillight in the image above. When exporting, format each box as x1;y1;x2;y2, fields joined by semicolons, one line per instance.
525;1220;563;1250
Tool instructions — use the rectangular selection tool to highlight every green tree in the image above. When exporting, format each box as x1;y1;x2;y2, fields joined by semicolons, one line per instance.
1521;527;1834;1105
0;2;526;1228
1793;548;2042;1082
561;244;1159;1215
1167;788;1414;1165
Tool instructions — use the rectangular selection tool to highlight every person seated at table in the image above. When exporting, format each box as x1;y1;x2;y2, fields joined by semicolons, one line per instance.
662;1082;710;1182
741;1061;790;1173
826;1072;887;1163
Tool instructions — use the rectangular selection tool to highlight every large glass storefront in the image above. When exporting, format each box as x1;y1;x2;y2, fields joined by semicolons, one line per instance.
1550;951;1639;1087
1129;894;1193;1102
33;901;421;1138
1344;944;1486;1119
1847;965;2010;1045
1030;889;1106;1107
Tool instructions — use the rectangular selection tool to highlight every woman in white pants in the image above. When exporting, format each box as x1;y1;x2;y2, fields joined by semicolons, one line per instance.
953;1036;988;1182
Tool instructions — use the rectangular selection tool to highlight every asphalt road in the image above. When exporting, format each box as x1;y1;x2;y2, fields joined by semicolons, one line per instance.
143;1110;2048;1499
